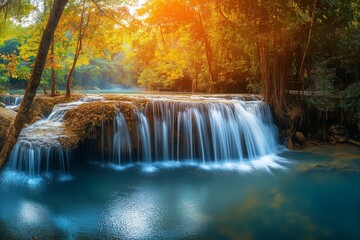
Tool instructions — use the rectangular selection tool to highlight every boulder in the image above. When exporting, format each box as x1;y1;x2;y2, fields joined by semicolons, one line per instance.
0;108;16;149
328;125;348;143
295;131;305;144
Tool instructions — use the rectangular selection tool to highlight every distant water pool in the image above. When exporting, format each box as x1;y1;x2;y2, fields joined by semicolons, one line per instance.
0;145;360;240
6;88;167;95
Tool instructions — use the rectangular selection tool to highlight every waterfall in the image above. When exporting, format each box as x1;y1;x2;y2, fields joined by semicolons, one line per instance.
112;112;132;165
131;98;279;163
7;95;282;176
7;95;104;176
136;112;152;163
1;95;23;109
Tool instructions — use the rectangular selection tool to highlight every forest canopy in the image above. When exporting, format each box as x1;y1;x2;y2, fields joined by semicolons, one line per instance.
0;0;359;99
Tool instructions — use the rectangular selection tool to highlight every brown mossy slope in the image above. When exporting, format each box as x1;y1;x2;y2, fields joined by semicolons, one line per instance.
61;101;138;149
27;95;82;124
0;108;16;149
1;94;146;150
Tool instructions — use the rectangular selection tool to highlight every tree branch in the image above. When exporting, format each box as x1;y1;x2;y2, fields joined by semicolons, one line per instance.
214;0;241;31
90;0;127;28
0;0;12;12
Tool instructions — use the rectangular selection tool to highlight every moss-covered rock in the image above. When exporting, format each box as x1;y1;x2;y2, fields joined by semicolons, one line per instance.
0;108;16;149
26;95;82;124
61;100;138;150
328;125;348;143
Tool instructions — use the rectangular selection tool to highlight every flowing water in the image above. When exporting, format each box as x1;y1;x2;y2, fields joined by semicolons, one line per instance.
1;94;23;109
7;95;105;176
0;95;359;239
4;95;281;175
0;145;359;239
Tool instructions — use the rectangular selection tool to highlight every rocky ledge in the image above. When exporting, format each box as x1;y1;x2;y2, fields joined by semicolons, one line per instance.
0;94;155;152
0;107;16;149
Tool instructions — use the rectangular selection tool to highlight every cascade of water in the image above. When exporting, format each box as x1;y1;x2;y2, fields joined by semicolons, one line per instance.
8;119;72;176
123;98;279;163
7;95;104;176
101;119;105;164
177;110;194;161
1;95;23;108
136;112;152;163
7;95;280;175
145;101;176;161
177;105;210;162
112;112;132;164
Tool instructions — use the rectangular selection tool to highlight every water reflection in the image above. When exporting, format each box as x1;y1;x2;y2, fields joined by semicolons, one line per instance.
100;190;160;239
99;184;209;239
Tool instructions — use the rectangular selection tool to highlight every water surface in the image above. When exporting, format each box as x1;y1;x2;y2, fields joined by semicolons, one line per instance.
0;145;360;239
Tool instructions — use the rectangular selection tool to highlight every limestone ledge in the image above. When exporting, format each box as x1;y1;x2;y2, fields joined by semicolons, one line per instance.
1;93;264;152
60;100;139;149
0;94;153;151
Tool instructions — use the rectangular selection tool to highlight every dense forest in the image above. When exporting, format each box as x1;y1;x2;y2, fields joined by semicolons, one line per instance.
1;0;360;123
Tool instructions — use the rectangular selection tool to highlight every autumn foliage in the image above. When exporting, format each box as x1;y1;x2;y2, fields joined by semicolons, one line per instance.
0;0;359;112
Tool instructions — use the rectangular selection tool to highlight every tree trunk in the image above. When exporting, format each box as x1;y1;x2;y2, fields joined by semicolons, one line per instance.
50;40;56;96
159;25;166;50
0;0;68;171
257;37;271;102
196;8;215;93
41;84;47;95
298;0;318;91
66;0;90;97
192;61;199;93
0;0;11;12
255;4;292;118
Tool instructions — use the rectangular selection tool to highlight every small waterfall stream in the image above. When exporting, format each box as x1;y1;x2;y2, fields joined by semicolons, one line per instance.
1;95;23;109
112;112;132;165
7;96;104;176
5;95;282;176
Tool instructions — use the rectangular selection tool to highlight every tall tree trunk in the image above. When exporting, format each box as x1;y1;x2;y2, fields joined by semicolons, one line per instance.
41;84;47;95
257;9;290;117
298;0;318;91
196;8;216;93
257;37;271;102
159;25;166;50
192;60;199;93
50;40;56;96
0;0;68;171
43;0;47;14
204;37;215;92
65;0;90;97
